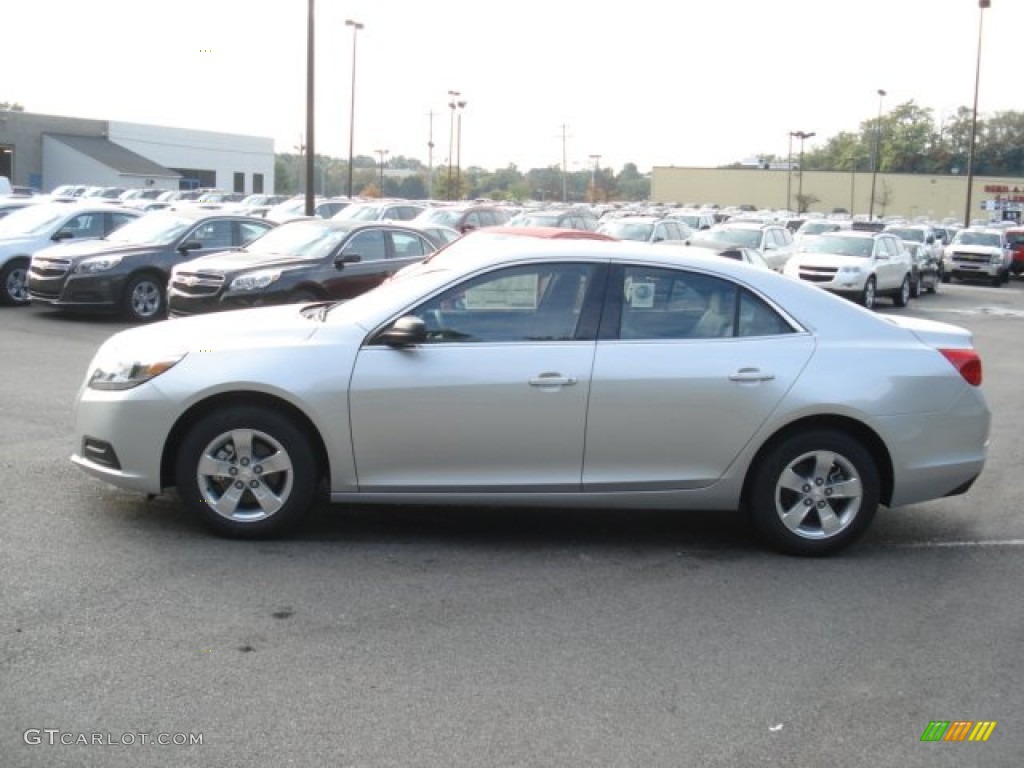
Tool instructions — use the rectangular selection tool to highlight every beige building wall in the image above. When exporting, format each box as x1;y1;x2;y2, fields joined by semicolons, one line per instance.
651;167;1024;223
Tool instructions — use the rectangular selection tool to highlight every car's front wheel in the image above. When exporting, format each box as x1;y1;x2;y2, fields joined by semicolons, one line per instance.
175;406;319;538
748;429;880;556
123;273;166;322
0;258;30;306
860;277;877;309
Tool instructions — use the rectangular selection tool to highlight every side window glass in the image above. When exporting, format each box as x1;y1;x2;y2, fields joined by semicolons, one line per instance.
191;220;234;249
239;222;270;245
65;213;104;238
108;213;137;233
342;229;387;261
618;267;736;340
737;290;796;337
390;231;429;259
410;264;595;343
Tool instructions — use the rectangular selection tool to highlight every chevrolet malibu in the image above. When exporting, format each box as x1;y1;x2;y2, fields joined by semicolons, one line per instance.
71;239;991;555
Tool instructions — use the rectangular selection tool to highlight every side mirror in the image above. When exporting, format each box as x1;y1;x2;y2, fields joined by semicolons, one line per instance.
52;230;75;241
334;253;361;270
178;240;203;253
460;223;477;234
926;235;935;244
376;315;426;347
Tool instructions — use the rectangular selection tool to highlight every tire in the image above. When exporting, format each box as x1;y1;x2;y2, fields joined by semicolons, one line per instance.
0;258;30;306
748;430;880;556
941;271;951;284
122;273;166;322
990;273;1001;288
909;272;921;299
892;275;910;307
860;277;876;310
175;406;318;538
926;275;938;294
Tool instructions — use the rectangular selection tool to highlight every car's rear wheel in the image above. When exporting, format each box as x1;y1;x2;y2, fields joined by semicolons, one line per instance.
860;277;876;309
748;429;879;556
893;275;910;307
0;258;30;306
123;273;166;322
909;272;921;298
176;406;318;538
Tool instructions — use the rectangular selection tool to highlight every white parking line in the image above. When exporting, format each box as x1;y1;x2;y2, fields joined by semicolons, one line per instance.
896;539;1024;548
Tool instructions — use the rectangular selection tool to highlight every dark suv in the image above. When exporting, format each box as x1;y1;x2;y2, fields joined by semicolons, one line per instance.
28;209;274;321
167;220;447;317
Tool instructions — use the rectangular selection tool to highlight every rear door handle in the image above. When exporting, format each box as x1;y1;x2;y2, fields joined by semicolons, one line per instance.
728;368;775;383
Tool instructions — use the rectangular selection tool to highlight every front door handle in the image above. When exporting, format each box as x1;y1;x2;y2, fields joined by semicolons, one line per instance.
529;373;578;387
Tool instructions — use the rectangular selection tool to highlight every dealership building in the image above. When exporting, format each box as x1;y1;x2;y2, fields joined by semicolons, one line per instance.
0;110;275;194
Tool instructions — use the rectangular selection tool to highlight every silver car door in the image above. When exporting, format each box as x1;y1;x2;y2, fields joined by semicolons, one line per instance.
349;263;600;491
583;266;814;490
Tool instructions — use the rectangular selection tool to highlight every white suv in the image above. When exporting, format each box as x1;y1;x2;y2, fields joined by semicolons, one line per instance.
784;231;912;309
942;227;1011;287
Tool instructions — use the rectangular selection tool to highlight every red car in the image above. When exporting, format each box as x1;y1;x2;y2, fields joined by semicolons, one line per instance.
1005;227;1024;276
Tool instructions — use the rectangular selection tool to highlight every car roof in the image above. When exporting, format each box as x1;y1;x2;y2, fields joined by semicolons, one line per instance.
473;225;616;241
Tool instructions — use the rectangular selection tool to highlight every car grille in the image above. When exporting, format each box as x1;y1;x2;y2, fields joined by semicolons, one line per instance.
950;251;991;264
171;271;225;297
29;257;72;279
795;265;839;283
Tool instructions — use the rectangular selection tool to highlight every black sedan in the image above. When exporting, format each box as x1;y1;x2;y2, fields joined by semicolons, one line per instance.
27;210;274;321
166;220;446;317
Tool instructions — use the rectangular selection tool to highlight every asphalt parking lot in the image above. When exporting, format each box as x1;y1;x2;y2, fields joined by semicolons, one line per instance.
2;281;1023;768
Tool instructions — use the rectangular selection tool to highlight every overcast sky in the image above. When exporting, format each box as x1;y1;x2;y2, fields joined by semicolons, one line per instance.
4;1;1020;173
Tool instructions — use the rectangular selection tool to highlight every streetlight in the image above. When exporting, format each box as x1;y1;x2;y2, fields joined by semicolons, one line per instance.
454;98;467;201
588;154;602;203
375;149;389;197
304;0;315;216
446;90;460;200
847;154;864;215
345;19;364;199
786;131;796;211
869;88;887;220
792;130;815;213
964;0;991;227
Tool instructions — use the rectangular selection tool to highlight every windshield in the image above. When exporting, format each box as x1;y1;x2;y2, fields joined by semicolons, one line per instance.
806;235;873;257
0;205;68;236
325;262;457;322
598;221;654;241
886;228;924;242
243;221;351;260
696;228;761;248
799;221;839;235
104;213;194;245
334;204;383;222
953;230;1001;247
414;208;461;228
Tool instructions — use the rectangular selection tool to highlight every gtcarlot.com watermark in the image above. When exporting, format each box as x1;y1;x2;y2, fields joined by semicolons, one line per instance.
24;729;203;747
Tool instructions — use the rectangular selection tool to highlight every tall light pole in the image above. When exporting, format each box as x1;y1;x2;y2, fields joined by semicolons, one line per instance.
426;110;436;200
305;0;315;216
588;154;602;203
848;154;863;215
786;131;796;211
792;131;815;213
375;149;389;197
964;0;991;227
345;19;364;199
868;88;887;220
454;98;467;201
446;90;460;200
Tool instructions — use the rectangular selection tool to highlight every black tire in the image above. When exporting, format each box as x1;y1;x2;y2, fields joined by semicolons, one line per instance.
176;406;319;538
909;273;921;299
941;271;951;284
860;277;877;310
122;272;166;322
748;429;879;556
0;258;31;306
892;275;910;307
990;273;1001;288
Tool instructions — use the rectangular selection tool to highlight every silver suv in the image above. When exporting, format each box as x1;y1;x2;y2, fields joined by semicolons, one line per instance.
783;231;913;309
942;227;1011;287
691;222;795;271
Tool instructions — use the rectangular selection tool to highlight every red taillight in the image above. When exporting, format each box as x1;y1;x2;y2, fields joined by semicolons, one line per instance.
940;348;983;386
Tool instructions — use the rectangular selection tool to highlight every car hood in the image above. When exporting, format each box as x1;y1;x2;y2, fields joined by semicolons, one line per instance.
34;240;165;261
99;304;322;357
948;244;1001;254
789;252;871;269
179;249;320;273
0;235;48;254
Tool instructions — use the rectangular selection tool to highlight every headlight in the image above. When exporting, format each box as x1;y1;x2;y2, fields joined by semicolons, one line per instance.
76;256;123;274
838;265;864;275
87;351;186;390
990;253;1003;265
230;270;281;291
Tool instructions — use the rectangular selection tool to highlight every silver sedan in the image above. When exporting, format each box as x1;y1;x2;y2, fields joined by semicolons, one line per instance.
71;238;991;555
